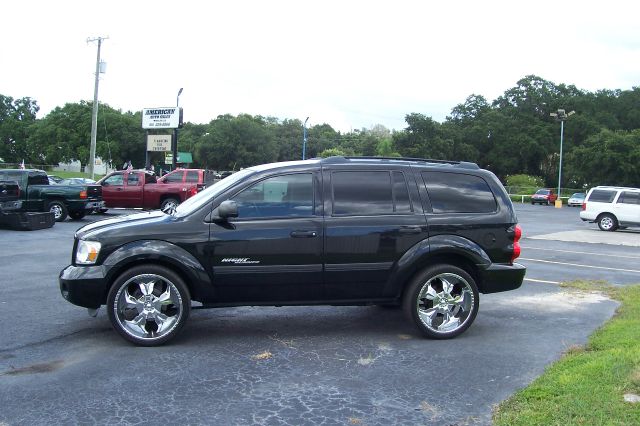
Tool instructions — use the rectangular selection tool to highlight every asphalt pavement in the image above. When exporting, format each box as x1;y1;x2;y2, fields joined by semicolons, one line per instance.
0;205;636;425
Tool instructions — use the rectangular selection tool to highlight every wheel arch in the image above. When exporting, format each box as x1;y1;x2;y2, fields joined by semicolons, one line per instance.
101;240;211;304
385;234;491;300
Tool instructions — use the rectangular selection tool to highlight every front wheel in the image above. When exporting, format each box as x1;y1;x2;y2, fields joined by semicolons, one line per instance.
403;264;479;339
107;265;191;346
48;201;68;222
598;214;618;232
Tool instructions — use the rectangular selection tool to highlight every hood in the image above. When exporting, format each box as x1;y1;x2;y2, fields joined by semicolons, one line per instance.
76;211;167;239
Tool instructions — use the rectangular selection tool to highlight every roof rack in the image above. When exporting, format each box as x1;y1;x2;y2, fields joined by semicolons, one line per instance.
320;156;479;169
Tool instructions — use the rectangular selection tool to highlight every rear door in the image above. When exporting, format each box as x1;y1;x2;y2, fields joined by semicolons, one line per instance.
322;165;427;300
614;191;640;225
123;172;144;207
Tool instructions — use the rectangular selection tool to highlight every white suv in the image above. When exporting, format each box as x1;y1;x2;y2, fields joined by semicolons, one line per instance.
580;186;640;231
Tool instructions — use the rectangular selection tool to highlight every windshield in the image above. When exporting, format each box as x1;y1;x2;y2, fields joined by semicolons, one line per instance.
174;168;254;217
571;193;585;198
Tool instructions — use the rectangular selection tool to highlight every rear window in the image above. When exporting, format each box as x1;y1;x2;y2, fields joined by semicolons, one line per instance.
535;189;550;195
618;191;640;205
422;172;497;213
587;190;616;203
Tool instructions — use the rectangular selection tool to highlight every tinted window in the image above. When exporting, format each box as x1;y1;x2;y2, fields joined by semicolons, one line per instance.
618;191;640;205
164;171;184;183
332;171;393;215
231;173;313;218
535;189;550;195
392;171;412;213
422;172;497;213
28;173;48;186
186;171;199;183
588;190;616;203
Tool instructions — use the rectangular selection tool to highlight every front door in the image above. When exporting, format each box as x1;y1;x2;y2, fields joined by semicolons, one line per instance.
100;174;124;207
209;172;324;303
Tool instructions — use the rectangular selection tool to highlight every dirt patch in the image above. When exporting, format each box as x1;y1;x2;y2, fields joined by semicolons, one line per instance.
1;359;64;376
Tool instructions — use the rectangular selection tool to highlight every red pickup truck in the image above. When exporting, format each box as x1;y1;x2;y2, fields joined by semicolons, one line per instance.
98;169;204;211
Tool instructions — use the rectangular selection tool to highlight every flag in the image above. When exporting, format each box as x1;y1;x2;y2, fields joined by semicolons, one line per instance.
19;159;25;169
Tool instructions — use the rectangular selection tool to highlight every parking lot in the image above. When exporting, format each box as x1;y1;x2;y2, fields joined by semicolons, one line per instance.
0;204;636;425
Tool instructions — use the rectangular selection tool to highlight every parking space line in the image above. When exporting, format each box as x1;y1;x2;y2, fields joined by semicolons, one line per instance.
524;278;560;284
522;246;640;260
519;257;640;274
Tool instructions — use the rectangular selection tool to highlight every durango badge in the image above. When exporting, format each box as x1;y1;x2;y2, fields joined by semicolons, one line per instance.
220;258;260;264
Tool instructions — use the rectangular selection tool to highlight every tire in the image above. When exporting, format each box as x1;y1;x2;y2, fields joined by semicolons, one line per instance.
107;265;191;346
69;211;86;220
530;201;535;205
48;201;68;222
160;197;179;212
403;264;479;339
597;214;618;232
98;208;108;214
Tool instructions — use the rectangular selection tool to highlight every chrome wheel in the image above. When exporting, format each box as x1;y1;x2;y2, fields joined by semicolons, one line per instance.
416;273;474;333
112;273;184;342
161;198;179;213
48;201;67;221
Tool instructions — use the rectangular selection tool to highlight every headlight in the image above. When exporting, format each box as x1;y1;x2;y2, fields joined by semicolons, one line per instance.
76;240;101;265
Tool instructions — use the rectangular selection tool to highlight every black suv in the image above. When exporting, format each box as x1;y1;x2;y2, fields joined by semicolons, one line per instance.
60;157;525;345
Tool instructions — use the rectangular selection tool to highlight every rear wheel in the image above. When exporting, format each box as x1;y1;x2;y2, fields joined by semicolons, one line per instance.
403;264;479;339
69;211;86;220
48;201;68;222
598;214;618;232
160;197;179;212
107;265;191;346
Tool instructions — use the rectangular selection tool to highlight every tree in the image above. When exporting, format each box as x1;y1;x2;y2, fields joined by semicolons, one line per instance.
0;95;39;163
565;129;640;187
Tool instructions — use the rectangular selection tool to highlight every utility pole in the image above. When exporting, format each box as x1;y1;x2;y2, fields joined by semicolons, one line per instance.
550;109;575;208
87;36;108;179
173;88;183;170
302;117;309;160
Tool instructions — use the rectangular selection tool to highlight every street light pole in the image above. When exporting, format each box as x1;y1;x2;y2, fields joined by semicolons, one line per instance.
302;117;309;160
172;88;183;170
550;109;575;208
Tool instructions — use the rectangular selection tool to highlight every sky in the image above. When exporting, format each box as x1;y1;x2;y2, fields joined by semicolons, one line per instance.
1;0;639;132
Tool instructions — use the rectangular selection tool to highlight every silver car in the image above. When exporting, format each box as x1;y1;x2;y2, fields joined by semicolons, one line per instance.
567;192;585;207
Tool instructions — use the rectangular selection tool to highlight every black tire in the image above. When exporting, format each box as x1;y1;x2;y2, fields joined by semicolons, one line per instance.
403;264;479;339
160;197;179;212
107;264;191;346
597;214;618;232
69;211;86;220
530;201;535;205
98;208;108;214
48;201;68;222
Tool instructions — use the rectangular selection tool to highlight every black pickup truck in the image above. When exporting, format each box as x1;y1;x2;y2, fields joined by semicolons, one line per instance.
0;169;104;221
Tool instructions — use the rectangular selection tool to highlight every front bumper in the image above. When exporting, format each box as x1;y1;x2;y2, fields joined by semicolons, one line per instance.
59;264;108;309
478;262;526;294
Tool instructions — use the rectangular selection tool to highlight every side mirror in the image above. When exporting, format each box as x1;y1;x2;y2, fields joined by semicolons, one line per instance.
217;200;238;220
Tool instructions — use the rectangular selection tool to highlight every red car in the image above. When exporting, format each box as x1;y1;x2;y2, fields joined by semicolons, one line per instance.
531;188;558;205
98;170;201;212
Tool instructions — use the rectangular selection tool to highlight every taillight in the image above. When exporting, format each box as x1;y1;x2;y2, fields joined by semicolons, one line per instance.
510;224;522;263
581;202;586;211
187;186;197;197
79;190;87;199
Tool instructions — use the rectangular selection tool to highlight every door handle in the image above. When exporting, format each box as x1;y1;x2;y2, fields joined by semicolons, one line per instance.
290;230;318;238
398;226;422;234
116;187;123;191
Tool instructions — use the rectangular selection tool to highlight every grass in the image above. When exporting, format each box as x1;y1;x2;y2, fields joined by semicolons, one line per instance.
49;171;105;180
493;280;640;425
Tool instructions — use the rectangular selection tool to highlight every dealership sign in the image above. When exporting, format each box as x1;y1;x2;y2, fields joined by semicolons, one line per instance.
147;134;172;152
142;107;181;129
